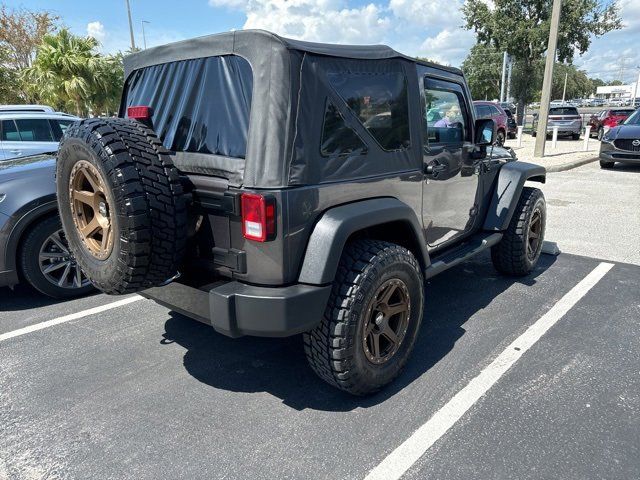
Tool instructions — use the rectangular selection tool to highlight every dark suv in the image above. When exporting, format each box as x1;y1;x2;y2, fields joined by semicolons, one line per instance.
55;30;547;395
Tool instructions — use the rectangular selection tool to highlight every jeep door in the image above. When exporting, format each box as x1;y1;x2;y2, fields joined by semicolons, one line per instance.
419;73;482;249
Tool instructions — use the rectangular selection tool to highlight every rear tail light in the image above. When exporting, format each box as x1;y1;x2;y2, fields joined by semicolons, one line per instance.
241;193;276;242
127;105;151;120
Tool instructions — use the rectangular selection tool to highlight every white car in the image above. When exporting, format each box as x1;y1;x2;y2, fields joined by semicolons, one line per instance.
0;107;80;161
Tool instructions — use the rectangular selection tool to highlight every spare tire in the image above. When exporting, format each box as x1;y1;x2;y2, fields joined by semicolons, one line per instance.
56;117;188;294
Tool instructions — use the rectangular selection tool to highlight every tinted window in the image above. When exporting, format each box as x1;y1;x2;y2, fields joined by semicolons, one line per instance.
624;110;640;125
14;119;54;142
57;119;73;133
320;101;368;157
474;105;489;118
549;107;579;116
610;109;634;116
124;55;253;158
1;120;20;141
327;71;410;151
490;105;501;116
423;81;468;145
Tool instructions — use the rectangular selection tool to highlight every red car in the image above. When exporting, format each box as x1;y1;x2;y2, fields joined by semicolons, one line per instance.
589;109;635;140
474;101;509;144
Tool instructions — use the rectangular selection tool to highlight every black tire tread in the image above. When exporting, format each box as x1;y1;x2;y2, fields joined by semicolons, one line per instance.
58;117;188;294
303;239;422;395
491;186;545;276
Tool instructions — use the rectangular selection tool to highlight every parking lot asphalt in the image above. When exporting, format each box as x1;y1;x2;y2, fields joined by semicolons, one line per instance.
2;250;638;480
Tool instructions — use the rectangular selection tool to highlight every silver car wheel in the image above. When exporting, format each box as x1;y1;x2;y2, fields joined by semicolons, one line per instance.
38;229;91;289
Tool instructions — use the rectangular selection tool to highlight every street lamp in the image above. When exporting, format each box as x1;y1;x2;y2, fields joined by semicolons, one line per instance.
141;20;150;49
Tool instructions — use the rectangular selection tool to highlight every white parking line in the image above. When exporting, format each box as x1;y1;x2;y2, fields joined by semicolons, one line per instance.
0;296;144;342
365;261;614;480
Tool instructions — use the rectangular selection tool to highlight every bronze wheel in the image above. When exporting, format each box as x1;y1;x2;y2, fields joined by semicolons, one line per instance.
68;160;114;260
526;208;543;261
362;278;411;365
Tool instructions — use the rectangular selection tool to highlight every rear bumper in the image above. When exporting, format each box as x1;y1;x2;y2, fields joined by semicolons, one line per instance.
141;280;332;338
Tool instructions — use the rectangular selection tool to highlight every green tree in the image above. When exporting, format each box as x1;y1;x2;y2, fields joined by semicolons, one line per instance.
463;0;621;122
21;28;123;116
0;46;21;104
461;44;504;101
550;63;594;99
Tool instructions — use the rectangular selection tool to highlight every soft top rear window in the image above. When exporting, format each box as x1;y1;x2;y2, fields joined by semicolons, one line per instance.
549;107;579;116
123;55;253;159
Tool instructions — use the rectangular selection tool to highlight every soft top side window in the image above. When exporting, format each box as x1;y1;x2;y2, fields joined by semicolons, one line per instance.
320;100;368;157
327;70;410;152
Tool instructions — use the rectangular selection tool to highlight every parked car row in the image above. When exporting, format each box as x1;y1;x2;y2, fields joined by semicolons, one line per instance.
599;108;640;169
0;105;80;161
0;105;92;299
587;108;635;139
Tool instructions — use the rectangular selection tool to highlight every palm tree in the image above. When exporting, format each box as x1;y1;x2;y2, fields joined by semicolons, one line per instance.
21;29;121;116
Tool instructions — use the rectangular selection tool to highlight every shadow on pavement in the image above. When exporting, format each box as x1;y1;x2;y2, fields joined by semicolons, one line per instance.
0;283;66;311
161;252;557;411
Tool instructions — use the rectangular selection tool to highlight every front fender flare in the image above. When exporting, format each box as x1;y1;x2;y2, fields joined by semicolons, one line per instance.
298;197;429;285
483;161;546;231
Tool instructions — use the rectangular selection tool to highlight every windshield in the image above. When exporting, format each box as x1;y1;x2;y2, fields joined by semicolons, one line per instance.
623;110;640;125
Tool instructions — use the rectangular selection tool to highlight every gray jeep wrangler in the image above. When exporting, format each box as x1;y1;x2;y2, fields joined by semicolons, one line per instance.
56;30;546;395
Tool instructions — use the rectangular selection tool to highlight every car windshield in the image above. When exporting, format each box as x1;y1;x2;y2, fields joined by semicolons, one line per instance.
549;107;579;116
623;110;640;125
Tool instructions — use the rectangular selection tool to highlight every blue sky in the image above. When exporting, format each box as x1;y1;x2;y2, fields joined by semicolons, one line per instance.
5;0;640;83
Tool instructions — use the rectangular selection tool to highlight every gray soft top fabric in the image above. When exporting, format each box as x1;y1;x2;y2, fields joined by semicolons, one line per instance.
122;30;462;188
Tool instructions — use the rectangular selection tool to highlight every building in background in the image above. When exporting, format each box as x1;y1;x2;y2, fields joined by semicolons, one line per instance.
595;83;639;101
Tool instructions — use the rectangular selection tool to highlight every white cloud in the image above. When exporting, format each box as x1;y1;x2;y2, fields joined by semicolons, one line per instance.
87;21;106;43
416;28;476;65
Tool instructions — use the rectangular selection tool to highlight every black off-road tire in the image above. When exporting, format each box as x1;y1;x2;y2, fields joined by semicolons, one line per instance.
491;187;546;277
20;216;95;299
303;239;424;396
599;160;615;169
56;118;188;294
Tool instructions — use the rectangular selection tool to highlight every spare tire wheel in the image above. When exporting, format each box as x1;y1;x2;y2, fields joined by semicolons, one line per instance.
56;117;188;294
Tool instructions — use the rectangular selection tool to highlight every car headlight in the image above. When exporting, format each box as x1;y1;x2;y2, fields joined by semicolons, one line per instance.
601;132;615;143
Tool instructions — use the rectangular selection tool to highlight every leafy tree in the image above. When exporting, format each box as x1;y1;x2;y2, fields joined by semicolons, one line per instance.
0;5;57;69
461;44;504;101
0;46;21;104
608;79;623;86
550;63;594;99
463;0;621;122
22;29;123;116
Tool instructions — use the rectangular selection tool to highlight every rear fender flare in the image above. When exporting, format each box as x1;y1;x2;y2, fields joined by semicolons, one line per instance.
483;161;546;231
298;197;429;285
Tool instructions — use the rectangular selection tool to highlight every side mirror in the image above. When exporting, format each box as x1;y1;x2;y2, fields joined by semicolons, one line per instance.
475;118;496;146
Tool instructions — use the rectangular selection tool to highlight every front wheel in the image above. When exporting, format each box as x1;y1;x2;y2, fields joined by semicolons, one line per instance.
19;216;94;298
600;160;615;169
303;239;424;395
491;187;546;276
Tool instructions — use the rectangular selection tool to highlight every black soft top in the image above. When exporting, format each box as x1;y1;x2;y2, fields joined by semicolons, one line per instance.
124;29;461;76
122;30;463;188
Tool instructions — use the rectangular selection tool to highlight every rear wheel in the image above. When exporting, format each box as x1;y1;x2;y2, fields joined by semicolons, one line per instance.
20;216;94;298
572;132;580;140
303;239;424;395
491;187;546;276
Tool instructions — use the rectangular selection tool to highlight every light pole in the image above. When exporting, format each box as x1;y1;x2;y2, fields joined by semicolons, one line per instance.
561;71;568;103
633;67;640;107
534;0;563;158
500;51;508;103
141;20;150;49
125;0;136;51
